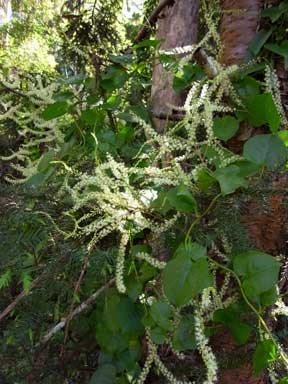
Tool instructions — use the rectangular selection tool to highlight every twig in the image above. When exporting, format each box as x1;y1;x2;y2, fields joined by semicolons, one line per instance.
63;255;90;346
134;0;175;44
37;278;115;346
0;275;43;322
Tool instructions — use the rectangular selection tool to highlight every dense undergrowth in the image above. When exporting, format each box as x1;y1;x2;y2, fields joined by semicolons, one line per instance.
1;0;288;383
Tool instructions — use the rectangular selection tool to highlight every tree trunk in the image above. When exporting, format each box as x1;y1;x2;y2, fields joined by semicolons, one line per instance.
151;0;200;133
219;2;287;383
220;0;262;66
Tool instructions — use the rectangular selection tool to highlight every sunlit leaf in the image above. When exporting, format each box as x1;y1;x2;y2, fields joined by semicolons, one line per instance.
253;340;277;376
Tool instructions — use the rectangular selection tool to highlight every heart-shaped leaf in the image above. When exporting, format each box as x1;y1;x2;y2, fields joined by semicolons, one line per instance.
163;252;212;307
213;116;239;141
243;134;287;169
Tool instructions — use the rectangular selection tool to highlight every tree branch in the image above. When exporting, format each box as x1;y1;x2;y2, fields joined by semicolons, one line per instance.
37;278;115;346
134;0;175;44
0;275;43;322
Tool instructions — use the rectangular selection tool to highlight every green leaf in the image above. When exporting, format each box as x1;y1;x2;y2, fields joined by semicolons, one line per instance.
213;116;239;141
262;1;288;22
233;250;280;304
150;301;173;331
261;6;281;22
163;253;212;307
37;150;56;172
102;293;144;336
265;41;288;70
232;160;261;177
103;95;122;110
202;144;235;168
150;327;168;344
172;315;196;351
260;286;278;307
195;168;216;192
167;183;197;213
114;340;141;371
125;277;143;302
230;322;252;345
116;125;134;146
244;93;281;133
89;364;116;384
138;263;158;283
214;165;248;195
101;66;129;91
150;190;172;214
26;168;54;187
80;108;99;125
174;241;207;261
253;340;277;376
42;101;68;120
152;184;197;214
233;76;261;98
248;29;273;57
133;39;161;49
243;134;287;170
173;63;204;94
214;308;251;345
278;130;288;147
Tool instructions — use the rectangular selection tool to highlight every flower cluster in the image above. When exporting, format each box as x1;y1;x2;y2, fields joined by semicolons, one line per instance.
137;328;194;384
1;74;64;183
265;65;288;128
272;299;288;319
194;308;218;384
116;232;129;293
136;252;167;269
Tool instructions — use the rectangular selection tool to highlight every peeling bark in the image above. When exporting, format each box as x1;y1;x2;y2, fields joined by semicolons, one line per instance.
151;0;200;133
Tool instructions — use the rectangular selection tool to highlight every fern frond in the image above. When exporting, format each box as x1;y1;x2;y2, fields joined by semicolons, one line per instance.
0;269;12;290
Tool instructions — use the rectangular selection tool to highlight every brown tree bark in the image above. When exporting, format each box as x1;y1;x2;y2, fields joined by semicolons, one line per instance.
220;0;263;66
151;0;200;133
219;2;287;383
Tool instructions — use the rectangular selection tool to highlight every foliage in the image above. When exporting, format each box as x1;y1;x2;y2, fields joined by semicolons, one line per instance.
1;0;288;383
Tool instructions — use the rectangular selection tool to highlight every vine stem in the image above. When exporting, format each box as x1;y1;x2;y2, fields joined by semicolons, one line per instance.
208;258;288;368
185;193;222;244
